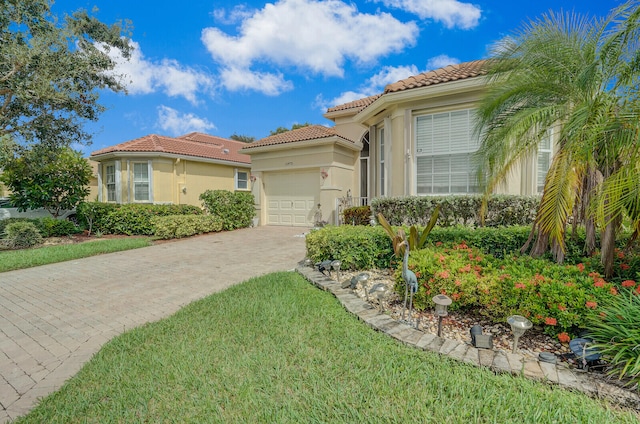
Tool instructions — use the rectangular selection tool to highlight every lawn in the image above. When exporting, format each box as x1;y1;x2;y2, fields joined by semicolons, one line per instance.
0;237;153;272
16;272;638;423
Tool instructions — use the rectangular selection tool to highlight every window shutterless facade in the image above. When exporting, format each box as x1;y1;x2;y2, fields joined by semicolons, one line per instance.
133;162;150;202
379;128;385;196
415;109;480;195
235;169;249;190
537;130;552;193
106;164;116;201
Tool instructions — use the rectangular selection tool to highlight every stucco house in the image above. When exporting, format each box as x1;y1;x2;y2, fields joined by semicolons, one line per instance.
90;132;251;207
243;60;554;226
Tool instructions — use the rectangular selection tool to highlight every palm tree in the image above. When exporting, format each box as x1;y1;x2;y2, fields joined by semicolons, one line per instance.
474;1;640;277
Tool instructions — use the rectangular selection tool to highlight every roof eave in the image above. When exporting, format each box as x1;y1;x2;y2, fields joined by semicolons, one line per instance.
90;150;251;166
354;76;488;125
240;135;360;155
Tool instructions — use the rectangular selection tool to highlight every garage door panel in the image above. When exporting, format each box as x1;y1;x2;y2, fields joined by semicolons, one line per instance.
265;171;317;227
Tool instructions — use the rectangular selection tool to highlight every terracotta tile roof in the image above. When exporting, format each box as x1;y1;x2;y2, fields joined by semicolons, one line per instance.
326;94;382;114
90;133;251;165
384;60;488;93
245;125;355;148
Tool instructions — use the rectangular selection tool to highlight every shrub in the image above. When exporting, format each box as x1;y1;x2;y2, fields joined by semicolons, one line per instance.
305;226;394;270
152;215;224;239
36;217;80;237
2;221;43;249
587;288;640;386
199;190;255;231
342;206;371;226
372;195;539;227
76;203;203;235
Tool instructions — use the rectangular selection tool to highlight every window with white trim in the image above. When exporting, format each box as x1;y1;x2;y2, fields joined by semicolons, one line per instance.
379;128;385;196
106;164;116;202
537;130;552;193
415;109;480;194
133;162;150;201
236;169;249;190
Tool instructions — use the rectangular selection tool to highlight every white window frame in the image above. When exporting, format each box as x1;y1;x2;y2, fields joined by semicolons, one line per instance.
537;129;553;193
132;161;152;202
414;108;480;195
235;169;249;191
105;164;116;202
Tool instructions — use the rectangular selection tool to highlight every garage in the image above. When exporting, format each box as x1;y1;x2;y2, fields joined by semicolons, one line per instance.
264;171;317;226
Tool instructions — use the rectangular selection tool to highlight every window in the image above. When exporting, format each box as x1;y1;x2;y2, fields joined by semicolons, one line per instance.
537;131;552;193
415;109;480;194
133;162;150;201
106;165;116;202
379;128;385;196
236;169;249;190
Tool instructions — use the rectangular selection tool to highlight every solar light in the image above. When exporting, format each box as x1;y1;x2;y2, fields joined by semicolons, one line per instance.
331;260;342;282
356;273;370;301
507;315;533;354
432;294;452;337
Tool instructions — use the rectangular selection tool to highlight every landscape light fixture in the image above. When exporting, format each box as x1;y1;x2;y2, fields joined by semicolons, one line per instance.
432;294;452;337
331;260;342;282
356;273;370;301
507;315;533;354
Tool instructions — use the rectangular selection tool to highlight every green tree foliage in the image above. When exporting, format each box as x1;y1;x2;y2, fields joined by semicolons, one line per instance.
229;134;255;143
1;0;132;148
269;122;313;136
0;146;91;217
474;1;640;277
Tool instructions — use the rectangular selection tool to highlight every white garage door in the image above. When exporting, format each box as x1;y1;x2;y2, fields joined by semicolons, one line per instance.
265;171;317;226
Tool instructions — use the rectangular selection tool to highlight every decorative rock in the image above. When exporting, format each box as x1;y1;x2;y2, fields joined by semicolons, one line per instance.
539;352;557;364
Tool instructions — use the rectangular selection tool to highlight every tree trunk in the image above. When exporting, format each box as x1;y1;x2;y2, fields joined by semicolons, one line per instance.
601;213;621;278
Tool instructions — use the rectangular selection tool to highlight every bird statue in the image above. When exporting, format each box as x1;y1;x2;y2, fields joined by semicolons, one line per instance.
400;240;418;325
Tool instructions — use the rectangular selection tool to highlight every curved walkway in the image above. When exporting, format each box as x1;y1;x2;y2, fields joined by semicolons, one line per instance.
0;226;309;422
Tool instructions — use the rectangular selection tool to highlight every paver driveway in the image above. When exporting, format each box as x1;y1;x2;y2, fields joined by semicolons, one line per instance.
0;226;309;422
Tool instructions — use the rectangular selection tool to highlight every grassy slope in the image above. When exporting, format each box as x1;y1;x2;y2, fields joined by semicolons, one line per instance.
16;272;638;423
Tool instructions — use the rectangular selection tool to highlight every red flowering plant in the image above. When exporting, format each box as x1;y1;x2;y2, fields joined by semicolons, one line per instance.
393;241;625;338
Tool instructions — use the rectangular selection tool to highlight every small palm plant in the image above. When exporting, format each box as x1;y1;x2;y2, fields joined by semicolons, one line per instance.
377;205;440;257
587;290;640;388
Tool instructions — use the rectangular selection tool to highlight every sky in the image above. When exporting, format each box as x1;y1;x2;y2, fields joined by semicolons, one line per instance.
51;0;623;156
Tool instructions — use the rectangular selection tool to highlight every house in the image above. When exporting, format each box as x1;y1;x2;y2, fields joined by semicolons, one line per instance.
90;133;251;207
243;60;554;226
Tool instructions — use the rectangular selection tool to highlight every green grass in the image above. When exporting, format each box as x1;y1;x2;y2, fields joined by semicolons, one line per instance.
16;272;638;423
0;238;153;272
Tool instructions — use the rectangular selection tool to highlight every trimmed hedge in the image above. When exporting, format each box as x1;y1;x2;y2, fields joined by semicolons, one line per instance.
199;190;255;231
372;195;540;227
76;203;203;235
151;215;224;239
306;225;598;270
0;217;80;237
2;221;43;249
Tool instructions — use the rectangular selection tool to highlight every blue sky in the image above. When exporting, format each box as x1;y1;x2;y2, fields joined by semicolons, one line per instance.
52;0;621;156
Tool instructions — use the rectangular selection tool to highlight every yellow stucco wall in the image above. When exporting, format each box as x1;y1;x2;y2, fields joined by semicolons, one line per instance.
95;157;250;207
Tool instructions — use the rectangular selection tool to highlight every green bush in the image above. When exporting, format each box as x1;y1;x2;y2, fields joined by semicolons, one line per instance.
76;203;203;235
199;190;255;231
372;195;539;227
342;206;371;226
2;221;43;249
305;226;394;270
152;215;224;239
36;217;80;237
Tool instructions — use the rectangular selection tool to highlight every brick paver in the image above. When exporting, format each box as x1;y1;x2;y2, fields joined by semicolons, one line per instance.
0;226;308;422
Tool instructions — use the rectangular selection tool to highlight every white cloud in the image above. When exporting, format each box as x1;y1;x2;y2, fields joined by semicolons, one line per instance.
219;66;293;96
104;41;216;104
201;0;418;93
426;54;460;70
156;106;216;136
376;0;481;29
212;5;255;25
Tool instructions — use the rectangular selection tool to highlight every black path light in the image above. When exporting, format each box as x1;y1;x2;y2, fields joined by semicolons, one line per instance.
507;315;533;354
432;294;452;337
